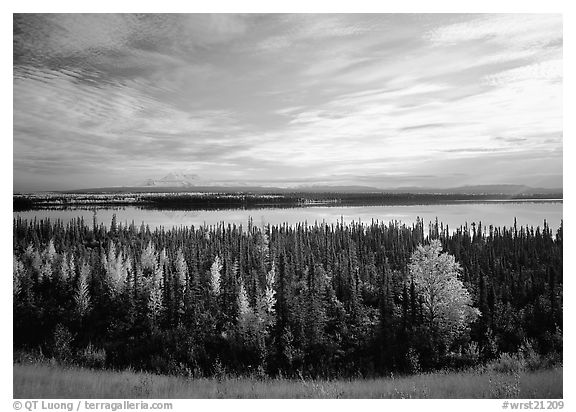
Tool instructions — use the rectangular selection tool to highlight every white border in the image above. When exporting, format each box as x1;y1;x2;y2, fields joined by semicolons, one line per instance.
3;3;572;411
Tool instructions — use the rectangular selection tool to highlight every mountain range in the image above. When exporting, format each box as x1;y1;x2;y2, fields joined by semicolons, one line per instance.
56;172;562;197
128;173;561;195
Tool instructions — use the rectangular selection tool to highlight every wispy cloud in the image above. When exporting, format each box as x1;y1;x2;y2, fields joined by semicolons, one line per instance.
426;14;561;49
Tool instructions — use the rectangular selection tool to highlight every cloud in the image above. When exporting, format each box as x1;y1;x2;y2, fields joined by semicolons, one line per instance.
13;14;563;191
257;35;293;52
426;14;562;49
14;14;138;60
399;123;449;131
254;14;367;53
15;14;253;61
14;62;251;181
486;59;562;86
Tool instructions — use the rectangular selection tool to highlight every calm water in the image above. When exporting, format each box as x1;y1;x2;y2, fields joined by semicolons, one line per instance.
13;201;562;232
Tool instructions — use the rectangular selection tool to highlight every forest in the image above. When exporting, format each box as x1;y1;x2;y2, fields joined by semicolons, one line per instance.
13;216;563;379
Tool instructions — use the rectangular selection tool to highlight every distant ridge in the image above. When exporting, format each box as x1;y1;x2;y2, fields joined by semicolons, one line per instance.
60;183;562;197
61;172;559;196
138;172;201;188
378;184;562;196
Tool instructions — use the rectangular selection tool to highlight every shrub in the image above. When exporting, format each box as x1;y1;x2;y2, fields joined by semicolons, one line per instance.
78;343;107;369
489;353;524;374
486;340;562;374
482;328;499;361
520;340;542;371
406;347;421;374
443;345;481;371
51;324;73;362
13;349;47;365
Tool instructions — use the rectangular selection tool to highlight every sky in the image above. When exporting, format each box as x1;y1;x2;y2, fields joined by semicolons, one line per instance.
13;13;563;192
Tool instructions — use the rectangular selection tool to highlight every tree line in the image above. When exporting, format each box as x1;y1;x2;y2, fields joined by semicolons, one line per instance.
13;216;562;378
14;191;562;212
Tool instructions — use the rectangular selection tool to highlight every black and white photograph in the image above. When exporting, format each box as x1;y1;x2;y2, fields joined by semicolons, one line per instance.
11;10;564;402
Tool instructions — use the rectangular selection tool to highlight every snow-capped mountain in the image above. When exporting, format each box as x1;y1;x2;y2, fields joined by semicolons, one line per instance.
140;172;201;187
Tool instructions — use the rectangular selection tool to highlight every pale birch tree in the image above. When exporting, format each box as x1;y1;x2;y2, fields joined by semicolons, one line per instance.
409;240;480;347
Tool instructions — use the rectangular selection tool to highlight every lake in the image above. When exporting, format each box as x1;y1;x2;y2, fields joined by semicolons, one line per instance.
13;200;563;233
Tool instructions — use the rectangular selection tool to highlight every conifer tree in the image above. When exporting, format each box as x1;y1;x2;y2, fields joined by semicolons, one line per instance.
174;248;187;318
237;276;252;336
147;263;164;325
75;261;91;318
13;254;24;297
263;260;277;316
210;255;222;296
103;242;127;296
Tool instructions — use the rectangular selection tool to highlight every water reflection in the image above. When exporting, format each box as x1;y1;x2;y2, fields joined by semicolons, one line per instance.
13;201;563;233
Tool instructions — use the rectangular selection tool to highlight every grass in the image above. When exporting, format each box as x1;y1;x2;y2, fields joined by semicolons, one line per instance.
13;363;563;399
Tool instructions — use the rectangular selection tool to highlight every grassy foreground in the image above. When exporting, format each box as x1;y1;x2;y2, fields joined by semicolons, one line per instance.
14;363;562;399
